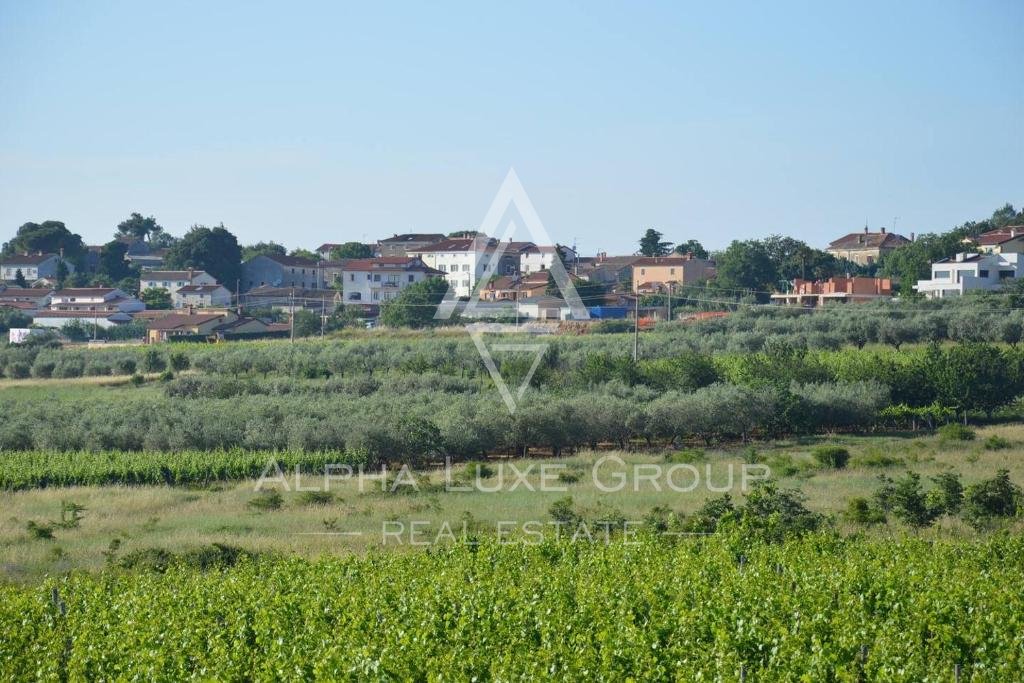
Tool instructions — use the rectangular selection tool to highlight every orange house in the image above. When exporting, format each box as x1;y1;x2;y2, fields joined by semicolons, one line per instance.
770;277;893;307
632;255;715;293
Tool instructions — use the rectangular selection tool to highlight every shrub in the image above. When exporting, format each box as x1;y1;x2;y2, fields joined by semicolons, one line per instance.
297;491;335;506
169;351;190;372
811;445;850;469
115;358;137;375
852;450;903;468
682;495;735;534
7;361;31;379
963;470;1022;529
938;423;975;443
26;521;54;540
463;461;495;480
248;490;284;511
548;497;579;526
85;361;112;377
158;369;175;382
129;373;145;386
845;497;886;525
926;471;964;516
984;435;1011;451
875;472;938;528
143;349;166;373
31;359;55;378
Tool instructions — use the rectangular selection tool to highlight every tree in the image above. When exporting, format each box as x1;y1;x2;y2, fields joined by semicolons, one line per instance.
380;277;449;328
329;242;374;260
55;260;69;289
546;272;606;306
639;229;672;257
98;240;135;282
292;309;320;337
3;221;86;269
140;287;172;310
164;224;242;287
448;230;480;238
116;213;164;243
289;248;319;261
673;239;708;259
242;242;287;261
713;240;777;296
13;269;26;288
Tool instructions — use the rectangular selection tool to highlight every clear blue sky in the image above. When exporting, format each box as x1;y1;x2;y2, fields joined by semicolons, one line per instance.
1;0;1021;255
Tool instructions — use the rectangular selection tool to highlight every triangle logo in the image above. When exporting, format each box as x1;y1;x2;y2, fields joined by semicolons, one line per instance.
469;323;548;414
435;168;590;321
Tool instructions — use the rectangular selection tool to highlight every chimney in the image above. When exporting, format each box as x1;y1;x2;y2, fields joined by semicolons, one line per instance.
880;227;886;234
188;267;194;282
864;226;869;234
911;232;915;242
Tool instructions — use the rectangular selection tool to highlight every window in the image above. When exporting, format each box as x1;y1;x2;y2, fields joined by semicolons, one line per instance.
349;274;355;281
999;270;1015;280
979;269;989;278
408;274;414;283
640;268;646;275
932;270;949;279
373;274;381;282
670;268;676;275
462;264;470;272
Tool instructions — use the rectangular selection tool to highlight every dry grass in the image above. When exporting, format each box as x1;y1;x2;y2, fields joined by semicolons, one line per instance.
2;425;1022;582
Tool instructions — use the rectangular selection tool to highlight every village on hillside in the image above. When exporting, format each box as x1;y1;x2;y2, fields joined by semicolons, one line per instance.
2;206;1023;344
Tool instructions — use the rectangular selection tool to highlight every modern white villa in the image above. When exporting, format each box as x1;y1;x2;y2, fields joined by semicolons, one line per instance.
914;252;1021;298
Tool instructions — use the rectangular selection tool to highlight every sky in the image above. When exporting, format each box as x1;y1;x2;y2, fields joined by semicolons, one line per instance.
0;0;1021;256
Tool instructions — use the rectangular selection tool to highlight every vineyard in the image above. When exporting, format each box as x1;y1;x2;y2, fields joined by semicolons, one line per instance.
1;535;1022;681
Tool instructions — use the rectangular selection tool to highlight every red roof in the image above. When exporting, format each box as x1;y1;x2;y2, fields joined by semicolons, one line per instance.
828;231;910;250
973;226;1024;246
633;256;696;267
147;313;228;330
1;253;58;265
52;288;119;297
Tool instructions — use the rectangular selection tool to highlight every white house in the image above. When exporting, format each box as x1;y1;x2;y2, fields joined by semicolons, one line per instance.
173;284;233;309
140;270;218;297
520;245;577;275
409;237;532;298
32;287;145;329
341;257;445;304
1;253;73;282
914;252;1021;298
517;295;573;321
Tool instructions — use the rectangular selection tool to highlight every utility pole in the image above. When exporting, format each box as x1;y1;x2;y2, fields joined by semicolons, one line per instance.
235;279;241;315
667;283;672;322
633;294;639;362
289;287;295;343
321;294;326;337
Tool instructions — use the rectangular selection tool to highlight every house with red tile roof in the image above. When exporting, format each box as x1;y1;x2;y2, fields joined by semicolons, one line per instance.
826;227;911;266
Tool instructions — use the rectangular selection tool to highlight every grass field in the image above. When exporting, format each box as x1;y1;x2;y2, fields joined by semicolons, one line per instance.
3;425;1021;582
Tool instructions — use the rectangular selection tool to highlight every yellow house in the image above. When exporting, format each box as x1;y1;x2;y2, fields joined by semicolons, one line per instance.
969;226;1024;254
632;256;714;293
145;312;236;343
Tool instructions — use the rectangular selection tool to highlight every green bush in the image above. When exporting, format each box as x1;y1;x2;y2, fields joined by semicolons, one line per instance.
248;490;284;512
964;470;1022;529
143;349;166;373
845;497;885;525
984;435;1011;451
297;491;335;506
811;445;850;469
938;423;975;443
115;358;137;375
